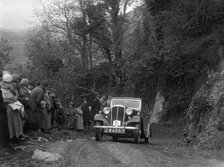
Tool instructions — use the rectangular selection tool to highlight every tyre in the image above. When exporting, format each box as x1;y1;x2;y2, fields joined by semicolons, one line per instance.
144;137;149;143
112;136;118;142
144;124;152;143
95;122;103;141
149;125;152;138
134;124;141;144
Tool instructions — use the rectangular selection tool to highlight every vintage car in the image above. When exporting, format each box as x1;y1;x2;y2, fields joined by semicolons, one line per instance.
93;97;152;144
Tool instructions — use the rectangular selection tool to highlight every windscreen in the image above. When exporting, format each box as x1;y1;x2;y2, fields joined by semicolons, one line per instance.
111;99;141;111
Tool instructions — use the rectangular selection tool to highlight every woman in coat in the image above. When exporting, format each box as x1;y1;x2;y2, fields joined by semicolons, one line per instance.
18;78;32;131
0;72;9;146
76;105;84;131
1;73;25;145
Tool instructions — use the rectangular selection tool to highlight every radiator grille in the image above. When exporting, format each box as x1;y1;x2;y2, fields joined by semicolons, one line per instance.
111;106;125;125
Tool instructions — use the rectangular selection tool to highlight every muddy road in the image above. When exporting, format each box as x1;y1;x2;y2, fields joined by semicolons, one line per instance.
51;136;224;167
1;126;224;167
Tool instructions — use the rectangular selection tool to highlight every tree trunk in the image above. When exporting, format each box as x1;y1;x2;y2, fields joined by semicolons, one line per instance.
88;35;93;68
110;0;123;95
111;1;122;62
81;36;88;71
79;0;89;71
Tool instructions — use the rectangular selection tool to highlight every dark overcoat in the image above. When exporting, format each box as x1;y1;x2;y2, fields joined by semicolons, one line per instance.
18;86;35;129
0;84;23;141
30;86;45;129
0;88;9;146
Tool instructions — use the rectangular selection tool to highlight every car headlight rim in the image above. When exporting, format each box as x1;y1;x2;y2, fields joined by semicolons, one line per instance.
103;107;110;114
126;108;133;115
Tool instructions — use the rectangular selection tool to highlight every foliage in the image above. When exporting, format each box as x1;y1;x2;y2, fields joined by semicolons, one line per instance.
122;0;224;120
0;38;12;70
24;25;114;105
185;72;224;149
23;0;224;124
25;27;66;80
25;0;143;98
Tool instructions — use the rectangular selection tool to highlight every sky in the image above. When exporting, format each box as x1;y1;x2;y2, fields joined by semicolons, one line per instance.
0;0;37;31
0;0;143;31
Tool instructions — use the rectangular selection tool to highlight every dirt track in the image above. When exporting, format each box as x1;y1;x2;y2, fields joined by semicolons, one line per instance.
1;127;224;167
55;138;224;167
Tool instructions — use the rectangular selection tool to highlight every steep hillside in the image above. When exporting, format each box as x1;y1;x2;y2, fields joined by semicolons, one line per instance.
185;72;224;149
0;28;27;65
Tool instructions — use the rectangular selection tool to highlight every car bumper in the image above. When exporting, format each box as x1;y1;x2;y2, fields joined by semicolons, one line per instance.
93;125;138;130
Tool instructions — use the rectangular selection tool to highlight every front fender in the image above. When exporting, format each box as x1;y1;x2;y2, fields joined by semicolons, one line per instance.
126;116;140;125
94;114;108;125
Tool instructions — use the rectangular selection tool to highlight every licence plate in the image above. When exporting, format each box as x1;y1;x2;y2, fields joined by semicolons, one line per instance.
104;128;125;134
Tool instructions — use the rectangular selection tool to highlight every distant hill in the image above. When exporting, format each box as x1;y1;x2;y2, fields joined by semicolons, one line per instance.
0;28;28;66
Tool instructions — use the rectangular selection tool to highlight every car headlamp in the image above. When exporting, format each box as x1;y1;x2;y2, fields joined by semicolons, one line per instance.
126;108;133;115
103;107;110;114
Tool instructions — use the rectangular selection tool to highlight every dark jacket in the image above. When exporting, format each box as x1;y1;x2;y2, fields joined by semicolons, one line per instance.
30;86;44;112
0;85;9;146
18;86;31;107
91;98;100;118
56;108;65;126
82;103;91;126
0;86;7;112
0;88;3;104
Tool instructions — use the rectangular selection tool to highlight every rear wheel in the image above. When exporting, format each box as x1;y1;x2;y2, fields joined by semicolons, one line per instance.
134;124;141;144
95;122;103;141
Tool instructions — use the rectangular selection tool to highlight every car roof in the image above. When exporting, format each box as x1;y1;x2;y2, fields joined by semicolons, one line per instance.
111;97;142;101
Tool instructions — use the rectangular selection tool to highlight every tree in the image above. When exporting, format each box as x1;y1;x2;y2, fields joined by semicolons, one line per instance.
36;0;96;71
87;0;143;94
0;38;12;70
133;0;224;119
25;27;66;80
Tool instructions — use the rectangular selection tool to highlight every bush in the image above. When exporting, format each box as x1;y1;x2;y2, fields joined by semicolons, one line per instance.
185;72;224;149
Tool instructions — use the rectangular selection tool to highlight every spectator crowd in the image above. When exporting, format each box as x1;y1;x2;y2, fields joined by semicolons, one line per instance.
0;71;109;147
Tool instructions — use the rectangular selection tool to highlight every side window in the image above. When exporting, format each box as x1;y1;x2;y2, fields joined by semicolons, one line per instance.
144;103;150;116
144;104;148;115
148;106;151;116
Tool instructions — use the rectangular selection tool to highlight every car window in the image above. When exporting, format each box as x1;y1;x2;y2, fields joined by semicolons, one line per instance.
111;99;141;110
144;104;148;115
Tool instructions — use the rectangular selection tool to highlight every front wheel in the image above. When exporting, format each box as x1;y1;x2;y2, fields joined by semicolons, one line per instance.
144;124;152;143
95;122;103;141
134;124;141;144
112;136;118;142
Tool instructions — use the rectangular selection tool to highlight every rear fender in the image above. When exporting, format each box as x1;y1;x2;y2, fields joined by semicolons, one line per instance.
94;114;108;125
